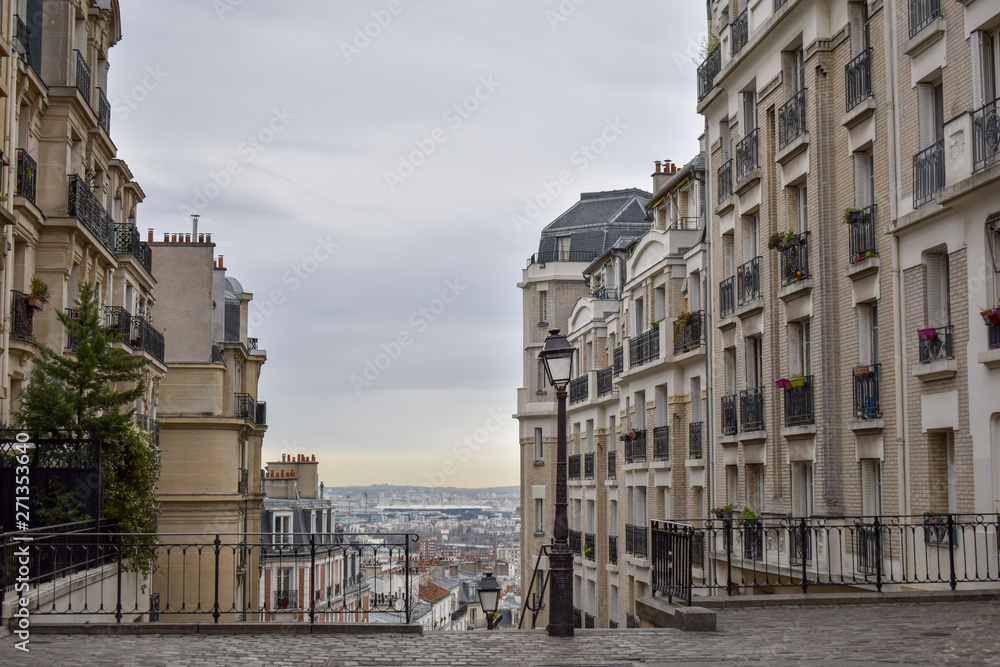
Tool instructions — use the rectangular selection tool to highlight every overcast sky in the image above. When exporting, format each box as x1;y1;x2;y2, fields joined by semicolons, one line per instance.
109;0;706;490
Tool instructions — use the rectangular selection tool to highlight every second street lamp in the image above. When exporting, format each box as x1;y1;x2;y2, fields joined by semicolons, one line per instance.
538;328;574;638
476;571;502;630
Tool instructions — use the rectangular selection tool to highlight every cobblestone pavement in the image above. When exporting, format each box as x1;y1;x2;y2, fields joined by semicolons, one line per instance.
2;601;999;666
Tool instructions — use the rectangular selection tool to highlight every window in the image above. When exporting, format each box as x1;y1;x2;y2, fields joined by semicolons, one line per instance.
585;342;593;371
534;428;543;461
662;486;671;520
610;499;618;535
538;291;548;324
655;384;668;428
917;82;944;150
974;27;1000;107
930;431;957;513
634;391;646;430
610;585;619;624
691;376;703;422
724;348;737;394
587;499;595;533
744;337;762;388
633;297;644;333
924;252;950;328
746;464;764;512
723;232;735;278
274;513;293;545
609;415;616;451
557;236;571;260
740;90;757;134
535;498;544;533
744;214;760;259
277;567;292;596
635;486;647;525
857;303;879;366
790;462;814;517
654;286;665;321
720;118;731;163
586;420;594;453
726;466;738;505
788;321;811;376
849;1;870;55
537;360;548;393
310;511;317;535
861;459;883;516
690;271;702;311
782;46;806;97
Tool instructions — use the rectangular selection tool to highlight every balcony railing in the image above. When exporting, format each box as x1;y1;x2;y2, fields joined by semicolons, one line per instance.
64;308;82;349
629;328;659;367
608;535;618;564
13;15;29;61
572;607;583;629
527;249;599;266
135;413;159;441
592;286;619;300
739;387;764;432
584;452;594;480
735;128;759;182
11;290;34;340
689;422;704;459
779;235;810;285
652;426;669;461
613;346;623;376
238;467;249;494
569;375;589;404
584;532;596;561
74;49;91;99
908;0;941;38
971;97;1000;173
778;88;807;149
669;217;700;230
597;366;614;396
568;454;581;480
721;394;738;436
918;325;953;363
625;524;648;559
569;529;582;555
783;375;815;426
674;310;704;355
584;612;596;628
845;47;872;112
132;317;165;362
697;44;722;102
774;0;787;12
623;429;646;464
274;590;299;611
853;363;882;419
256;401;267;426
96;87;111;135
731;10;748;57
913;140;944;208
115;224;153;274
849;204;877;264
17;148;37;203
235;393;256;423
737;256;761;305
719;276;735;318
626;612;641;628
717;159;733;203
68;174;116;254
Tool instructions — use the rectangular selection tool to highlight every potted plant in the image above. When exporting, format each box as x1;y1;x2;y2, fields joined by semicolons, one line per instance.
980;308;1000;325
767;232;783;250
583;544;594;559
650;320;659;330
789;375;806;388
853;365;871;377
775;378;791;389
918;327;937;341
26;275;49;310
844;207;864;224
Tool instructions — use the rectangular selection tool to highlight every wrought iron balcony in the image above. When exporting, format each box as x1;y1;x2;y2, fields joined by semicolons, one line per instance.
669;217;700;230
625;524;648;559
10;290;34;341
96;87;111;134
783;375;815;426
235;393;256;423
778;88;807;149
697;44;722;102
689;422;704;459
591;286;619;299
569;374;589;404
568;454;581;480
626;612;641;628
913;140;944;208
608;535;618;564
64;308;82;350
273;590;298;610
853;363;881;419
774;0;786;10
737;256;761;305
74;49;91;99
256;401;267;426
131;316;165;362
739;387;764;432
908;0;941;38
652;426;669;461
731;10;748;57
918;325;953;363
629;328;659;367
68;174;116;254
845;47;872;112
623;429;646;464
17;149;37;203
613;346;623;376
735;128;759;182
247;337;259;351
717;159;733;203
572;607;583;629
971;96;1000;173
721;394;738;436
779;234;810;285
584;452;594;479
136;413;160;441
719;276;735;318
849;204;877;263
674;310;704;355
607;450;616;480
569;529;582;555
527;249;599;266
597;366;614;396
115;224;153;274
238;467;249;494
584;532;596;561
13;15;29;61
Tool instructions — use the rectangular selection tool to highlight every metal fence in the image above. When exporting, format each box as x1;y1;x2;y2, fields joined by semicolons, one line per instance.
913;140;945;208
845;47;872;111
737;257;761;305
735;128;758;182
849;204;877;264
778;88;806;149
908;0;941;38
972;97;1000;173
629;329;659;367
719;276;735;318
918;325;953;363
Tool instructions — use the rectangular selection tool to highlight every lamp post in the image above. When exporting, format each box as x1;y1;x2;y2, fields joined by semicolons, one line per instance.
538;328;574;637
476;571;502;630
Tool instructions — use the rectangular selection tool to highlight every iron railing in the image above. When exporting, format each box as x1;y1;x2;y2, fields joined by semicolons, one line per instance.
913;140;944;208
774;0;786;10
779;235;810;285
584;533;596;561
689;422;704;459
234;393;256;423
849;204;878;264
624;430;647;464
13;15;29;61
717;159;733;203
10;290;34;340
918;325;953;362
569;529;582;556
238;467;249;494
96;87;111;134
737;256;761;305
739;387;764;432
64;308;82;349
670;217;701;230
584;612;596;628
68;174;116;254
778;88;807;149
256;401;267;426
908;0;941;38
626;612;641;628
607;450;616;479
247;337;259;351
674;311;704;355
651;520;694;605
131;317;165;363
629;328;659;367
625;524;648;559
971;97;1000;173
116;224;153;274
572;607;583;629
783;375;815;426
569;375;589;404
74;50;91;99
609;536;618;564
568;454;581;480
584;452;594;480
719;276;735;318
597;366;614;396
853;363;882;419
16;148;37;203
613;346;623;376
527;250;599;266
845;47;872;112
731;10;748;57
592;286;619;300
721;394;738;435
135;413;159;441
735;128;759;182
652;426;669;461
697;44;722;102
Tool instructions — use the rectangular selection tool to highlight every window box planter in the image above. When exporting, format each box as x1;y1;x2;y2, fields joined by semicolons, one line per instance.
853;366;871;377
918;327;937;341
844;208;864;224
981;309;1000;326
25;295;47;311
775;378;791;389
789;375;806;388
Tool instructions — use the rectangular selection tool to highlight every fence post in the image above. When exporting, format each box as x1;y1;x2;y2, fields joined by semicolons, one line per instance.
947;513;957;591
116;534;123;623
309;534;316;624
874;516;882;593
800;517;808;594
405;534;411;624
213;534;221;623
725;518;734;595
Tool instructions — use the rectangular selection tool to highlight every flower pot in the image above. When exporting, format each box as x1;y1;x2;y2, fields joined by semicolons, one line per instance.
853;366;870;377
982;310;1000;326
789;376;806;388
775;378;790;389
847;210;864;224
784;235;801;247
26;295;46;311
918;327;937;341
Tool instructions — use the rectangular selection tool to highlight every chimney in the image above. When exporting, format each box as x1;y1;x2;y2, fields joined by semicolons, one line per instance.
653;159;672;191
147;228;153;242
218;255;224;268
191;214;199;239
206;233;212;243
654;160;661;173
163;233;169;242
312;455;316;462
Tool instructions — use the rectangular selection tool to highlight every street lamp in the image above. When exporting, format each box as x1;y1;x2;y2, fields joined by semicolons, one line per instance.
538;328;574;638
476;571;502;630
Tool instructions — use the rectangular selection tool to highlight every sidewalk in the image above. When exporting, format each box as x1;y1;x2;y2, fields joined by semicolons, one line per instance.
2;600;998;665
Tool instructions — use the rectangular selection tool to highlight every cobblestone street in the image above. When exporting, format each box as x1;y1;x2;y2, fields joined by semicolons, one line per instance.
2;600;999;666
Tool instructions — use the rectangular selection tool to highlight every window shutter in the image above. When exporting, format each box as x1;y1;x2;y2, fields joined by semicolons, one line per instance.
857;305;872;366
861;459;874;516
791;463;804;517
849;3;864;56
917;84;935;150
785;186;798;227
788;324;802;376
925;254;944;327
853;153;870;207
972;32;984;109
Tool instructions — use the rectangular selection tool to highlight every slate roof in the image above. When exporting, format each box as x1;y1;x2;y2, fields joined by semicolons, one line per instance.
535;188;652;261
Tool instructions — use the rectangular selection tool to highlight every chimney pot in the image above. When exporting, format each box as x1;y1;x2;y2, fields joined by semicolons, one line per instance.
312;455;316;462
654;161;661;173
164;233;169;242
206;233;212;243
171;234;177;242
219;255;224;268
147;228;153;242
199;234;205;243
185;233;191;242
